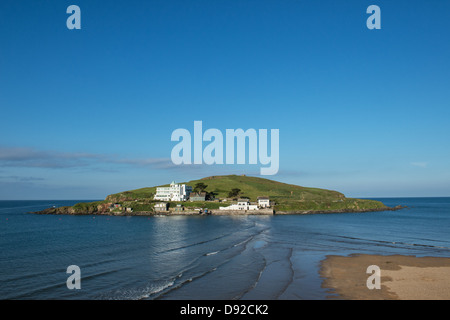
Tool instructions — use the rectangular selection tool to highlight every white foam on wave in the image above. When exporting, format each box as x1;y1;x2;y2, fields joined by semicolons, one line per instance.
107;280;175;300
234;236;253;247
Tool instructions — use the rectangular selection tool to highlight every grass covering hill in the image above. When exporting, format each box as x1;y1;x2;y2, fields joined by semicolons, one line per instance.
103;175;388;213
106;175;345;202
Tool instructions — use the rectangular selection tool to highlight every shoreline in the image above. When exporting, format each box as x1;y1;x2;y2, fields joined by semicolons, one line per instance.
320;254;450;300
275;205;405;215
31;205;405;216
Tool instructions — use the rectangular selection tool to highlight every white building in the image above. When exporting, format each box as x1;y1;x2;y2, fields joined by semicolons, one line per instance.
154;202;169;212
257;196;270;208
154;181;193;202
219;198;259;211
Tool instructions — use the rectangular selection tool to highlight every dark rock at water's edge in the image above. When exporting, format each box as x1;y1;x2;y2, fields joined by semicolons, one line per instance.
274;205;407;215
32;205;406;216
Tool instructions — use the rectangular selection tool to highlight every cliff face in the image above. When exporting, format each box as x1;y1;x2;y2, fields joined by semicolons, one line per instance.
105;193;135;203
34;206;75;215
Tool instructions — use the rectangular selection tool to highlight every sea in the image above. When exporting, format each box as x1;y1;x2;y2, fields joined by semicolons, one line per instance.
0;197;449;300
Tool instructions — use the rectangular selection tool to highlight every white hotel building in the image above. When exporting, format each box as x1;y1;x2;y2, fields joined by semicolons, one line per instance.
154;181;193;202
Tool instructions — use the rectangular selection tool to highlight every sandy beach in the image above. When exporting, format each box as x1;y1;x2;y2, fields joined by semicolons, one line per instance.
320;254;450;300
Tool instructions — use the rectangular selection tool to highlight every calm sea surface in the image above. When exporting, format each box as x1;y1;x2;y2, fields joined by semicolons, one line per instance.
1;198;449;300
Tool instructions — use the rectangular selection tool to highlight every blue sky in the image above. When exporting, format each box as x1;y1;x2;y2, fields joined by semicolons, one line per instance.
1;0;449;199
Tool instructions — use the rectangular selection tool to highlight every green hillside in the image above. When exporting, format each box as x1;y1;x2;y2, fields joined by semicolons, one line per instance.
104;175;388;213
106;175;344;201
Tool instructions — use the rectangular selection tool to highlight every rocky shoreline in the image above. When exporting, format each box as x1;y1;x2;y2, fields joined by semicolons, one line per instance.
31;205;406;216
275;205;406;215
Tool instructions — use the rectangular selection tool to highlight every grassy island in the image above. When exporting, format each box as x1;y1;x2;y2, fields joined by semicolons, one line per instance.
34;175;403;216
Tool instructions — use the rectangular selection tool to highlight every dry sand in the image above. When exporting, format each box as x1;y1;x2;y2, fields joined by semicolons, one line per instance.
320;254;450;300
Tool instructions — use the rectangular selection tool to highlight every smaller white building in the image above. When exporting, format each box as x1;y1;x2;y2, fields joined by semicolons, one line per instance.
220;198;259;211
154;202;169;212
257;197;270;208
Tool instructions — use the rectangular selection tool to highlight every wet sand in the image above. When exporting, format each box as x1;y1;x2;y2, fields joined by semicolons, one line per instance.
320;254;450;300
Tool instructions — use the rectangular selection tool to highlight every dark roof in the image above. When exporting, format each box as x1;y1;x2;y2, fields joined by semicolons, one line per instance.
257;196;269;200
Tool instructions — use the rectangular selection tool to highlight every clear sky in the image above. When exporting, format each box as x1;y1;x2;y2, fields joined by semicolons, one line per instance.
1;0;449;199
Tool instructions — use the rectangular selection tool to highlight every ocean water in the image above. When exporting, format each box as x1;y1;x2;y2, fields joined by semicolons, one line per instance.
0;198;449;300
